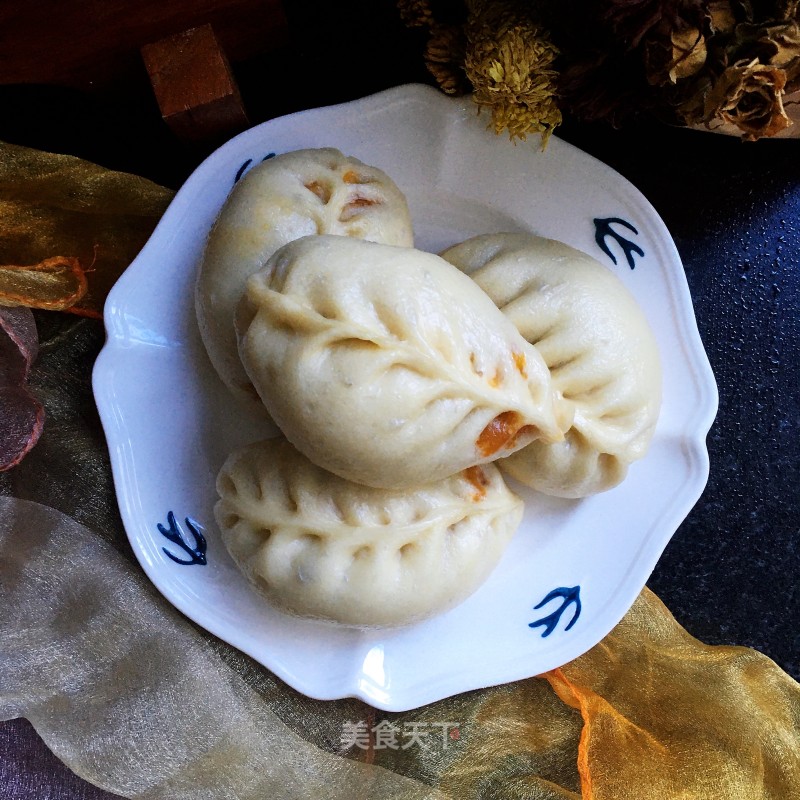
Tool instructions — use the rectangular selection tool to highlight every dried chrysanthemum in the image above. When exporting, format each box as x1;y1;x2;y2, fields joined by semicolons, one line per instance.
463;1;561;143
399;0;562;142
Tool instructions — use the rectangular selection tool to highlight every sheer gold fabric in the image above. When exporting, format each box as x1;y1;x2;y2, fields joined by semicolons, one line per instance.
1;140;798;799
0;140;172;316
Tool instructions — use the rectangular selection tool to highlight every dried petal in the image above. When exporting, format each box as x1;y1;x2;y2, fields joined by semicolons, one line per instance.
601;0;709;51
0;306;38;384
552;0;710;125
773;0;800;22
0;385;45;471
709;0;736;35
757;21;800;86
669;25;708;82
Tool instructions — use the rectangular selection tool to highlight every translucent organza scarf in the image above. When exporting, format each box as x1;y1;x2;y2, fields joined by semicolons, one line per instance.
1;140;799;799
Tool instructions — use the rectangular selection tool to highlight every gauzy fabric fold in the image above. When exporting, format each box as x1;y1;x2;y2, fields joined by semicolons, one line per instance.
1;139;799;800
2;496;799;799
0;497;444;800
0;140;172;317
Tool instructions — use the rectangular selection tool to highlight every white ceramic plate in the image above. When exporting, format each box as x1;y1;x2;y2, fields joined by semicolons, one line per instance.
93;84;717;711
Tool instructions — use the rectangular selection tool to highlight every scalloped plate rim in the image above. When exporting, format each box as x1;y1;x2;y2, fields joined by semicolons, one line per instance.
93;83;718;711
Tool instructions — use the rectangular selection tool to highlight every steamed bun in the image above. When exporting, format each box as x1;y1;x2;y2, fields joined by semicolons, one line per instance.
196;148;414;408
441;233;662;498
236;235;566;489
215;438;523;626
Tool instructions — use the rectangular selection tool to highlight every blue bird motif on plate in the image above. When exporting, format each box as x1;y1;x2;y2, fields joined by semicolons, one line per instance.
157;511;207;566
529;586;582;637
234;152;277;184
594;217;644;269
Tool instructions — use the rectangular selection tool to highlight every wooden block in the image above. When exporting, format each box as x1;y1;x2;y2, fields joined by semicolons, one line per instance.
141;24;249;142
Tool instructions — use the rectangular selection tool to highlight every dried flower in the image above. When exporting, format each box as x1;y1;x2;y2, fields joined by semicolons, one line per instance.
463;1;561;143
426;24;471;95
731;20;800;82
397;0;561;142
398;0;800;139
674;15;800;135
601;0;707;51
703;58;792;138
553;0;713;124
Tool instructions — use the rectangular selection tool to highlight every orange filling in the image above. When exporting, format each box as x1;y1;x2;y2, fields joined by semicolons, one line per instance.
304;180;330;203
507;424;538;450
346;196;377;208
463;465;490;501
476;413;539;457
513;350;527;378
469;352;482;376
339;196;381;223
477;411;522;457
